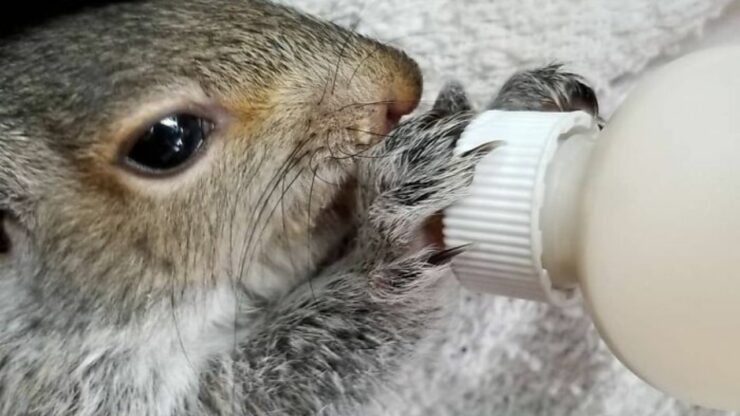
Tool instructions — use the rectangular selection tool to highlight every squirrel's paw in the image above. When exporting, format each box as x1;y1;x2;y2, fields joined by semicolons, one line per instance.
355;82;491;253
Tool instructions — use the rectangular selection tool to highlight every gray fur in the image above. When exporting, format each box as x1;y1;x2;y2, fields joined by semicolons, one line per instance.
490;64;602;124
0;1;599;415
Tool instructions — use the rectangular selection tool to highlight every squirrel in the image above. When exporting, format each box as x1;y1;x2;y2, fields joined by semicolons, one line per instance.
0;0;599;414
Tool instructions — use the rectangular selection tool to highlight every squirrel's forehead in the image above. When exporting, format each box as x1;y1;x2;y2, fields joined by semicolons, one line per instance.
0;0;366;94
2;0;348;48
0;0;357;125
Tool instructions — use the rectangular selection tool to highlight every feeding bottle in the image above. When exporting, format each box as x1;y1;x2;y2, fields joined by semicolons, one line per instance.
443;45;740;411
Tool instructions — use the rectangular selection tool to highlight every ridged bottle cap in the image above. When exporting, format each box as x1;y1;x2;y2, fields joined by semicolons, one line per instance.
444;110;597;305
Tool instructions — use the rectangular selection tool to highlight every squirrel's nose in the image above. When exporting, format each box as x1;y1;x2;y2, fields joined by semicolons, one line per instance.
379;49;423;130
342;40;422;143
373;96;419;140
386;98;417;126
362;86;419;145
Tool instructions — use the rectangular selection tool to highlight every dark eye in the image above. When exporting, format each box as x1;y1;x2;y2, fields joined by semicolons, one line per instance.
124;113;214;174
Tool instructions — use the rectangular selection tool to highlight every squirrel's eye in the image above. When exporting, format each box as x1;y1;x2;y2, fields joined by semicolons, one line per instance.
124;114;214;174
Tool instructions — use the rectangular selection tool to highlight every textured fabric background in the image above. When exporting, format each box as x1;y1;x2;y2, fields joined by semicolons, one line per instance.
281;1;740;414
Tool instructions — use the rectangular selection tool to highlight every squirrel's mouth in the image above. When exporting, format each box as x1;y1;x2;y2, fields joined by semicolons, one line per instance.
306;108;410;276
310;176;358;275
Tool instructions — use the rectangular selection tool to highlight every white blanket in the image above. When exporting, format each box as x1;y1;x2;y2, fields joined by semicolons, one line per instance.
284;1;740;414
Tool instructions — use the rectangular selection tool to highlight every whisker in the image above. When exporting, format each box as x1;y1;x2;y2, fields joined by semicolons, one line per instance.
197;99;436;114
322;129;342;163
225;145;273;396
308;149;347;187
323;134;379;161
344;126;391;139
325;144;374;161
347;30;437;87
333;99;412;113
348;41;384;87
170;276;198;379
331;30;355;96
253;164;306;254
306;164;319;301
237;144;309;282
227;130;312;398
280;158;300;279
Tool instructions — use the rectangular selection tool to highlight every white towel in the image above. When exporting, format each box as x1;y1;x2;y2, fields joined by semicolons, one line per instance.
283;1;739;414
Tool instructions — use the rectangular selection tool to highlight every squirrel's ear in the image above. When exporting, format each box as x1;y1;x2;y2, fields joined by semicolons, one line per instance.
432;81;472;114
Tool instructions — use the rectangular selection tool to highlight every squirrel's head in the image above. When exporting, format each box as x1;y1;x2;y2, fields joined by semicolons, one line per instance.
0;0;421;316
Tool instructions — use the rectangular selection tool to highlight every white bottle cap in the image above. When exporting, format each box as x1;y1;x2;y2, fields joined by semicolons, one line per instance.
444;110;598;306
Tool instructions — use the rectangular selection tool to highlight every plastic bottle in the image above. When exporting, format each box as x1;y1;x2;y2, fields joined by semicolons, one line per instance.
443;45;740;411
